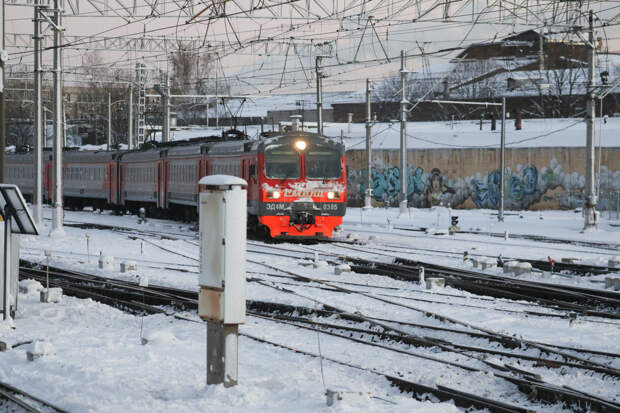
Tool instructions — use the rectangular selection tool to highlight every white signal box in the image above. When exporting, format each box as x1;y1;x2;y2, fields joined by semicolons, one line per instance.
198;175;247;325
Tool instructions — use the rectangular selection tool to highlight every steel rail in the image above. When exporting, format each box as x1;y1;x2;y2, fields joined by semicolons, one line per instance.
18;261;620;412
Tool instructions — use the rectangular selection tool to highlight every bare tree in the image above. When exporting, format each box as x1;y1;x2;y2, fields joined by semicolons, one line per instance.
169;51;214;95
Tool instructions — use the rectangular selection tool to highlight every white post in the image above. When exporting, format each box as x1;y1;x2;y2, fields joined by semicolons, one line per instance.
107;93;111;151
399;50;408;215
364;79;373;210
198;175;247;387
33;3;44;225
584;10;598;230
128;83;133;150
499;97;506;222
2;217;11;320
162;72;170;143
316;56;323;136
215;71;219;129
51;0;65;237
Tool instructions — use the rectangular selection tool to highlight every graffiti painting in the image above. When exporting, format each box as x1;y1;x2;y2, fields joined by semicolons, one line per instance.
348;157;619;210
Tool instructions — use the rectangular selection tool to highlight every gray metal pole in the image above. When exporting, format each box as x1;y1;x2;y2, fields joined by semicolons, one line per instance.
33;4;43;224
205;97;209;127
2;216;10;320
399;50;408;215
0;0;5;182
215;71;219;129
107;93;111;151
499;97;506;222
364;79;373;209
316;56;323;136
162;72;170;143
51;0;64;236
584;10;598;230
128;83;133;150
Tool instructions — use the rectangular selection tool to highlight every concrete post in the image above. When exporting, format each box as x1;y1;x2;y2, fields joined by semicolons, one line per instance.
0;0;5;182
399;50;408;215
162;73;170;143
364;79;373;210
584;10;598;230
316;56;323;136
33;4;44;224
128;83;133;150
51;0;65;237
107;93;111;151
499;97;506;222
2;217;10;320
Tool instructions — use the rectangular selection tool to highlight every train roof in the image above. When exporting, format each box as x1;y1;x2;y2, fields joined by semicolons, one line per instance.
5;152;34;161
118;148;163;162
165;143;203;158
61;150;121;163
258;132;345;155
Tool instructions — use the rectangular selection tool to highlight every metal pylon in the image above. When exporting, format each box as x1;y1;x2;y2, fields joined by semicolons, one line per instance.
135;63;147;144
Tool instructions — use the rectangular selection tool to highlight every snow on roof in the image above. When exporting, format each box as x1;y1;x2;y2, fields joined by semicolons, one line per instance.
199;175;248;186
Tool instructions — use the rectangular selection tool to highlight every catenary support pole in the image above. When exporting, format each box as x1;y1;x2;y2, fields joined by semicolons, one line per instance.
499;97;506;222
2;215;11;320
162;72;170;143
584;10;598;230
33;3;43;224
316;56;323;136
364;79;373;209
0;0;5;182
107;93;111;150
215;71;219;129
399;50;408;215
51;0;64;237
128;83;133;150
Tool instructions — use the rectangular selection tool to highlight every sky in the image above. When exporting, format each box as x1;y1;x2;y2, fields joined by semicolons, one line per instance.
5;0;620;95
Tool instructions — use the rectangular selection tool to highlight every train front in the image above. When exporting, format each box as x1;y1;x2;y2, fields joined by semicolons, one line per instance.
258;132;346;239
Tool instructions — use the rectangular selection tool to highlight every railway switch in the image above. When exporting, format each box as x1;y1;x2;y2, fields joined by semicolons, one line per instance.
198;175;248;388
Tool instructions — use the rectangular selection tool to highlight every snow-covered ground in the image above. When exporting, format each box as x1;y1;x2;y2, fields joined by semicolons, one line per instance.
1;206;619;412
156;117;620;149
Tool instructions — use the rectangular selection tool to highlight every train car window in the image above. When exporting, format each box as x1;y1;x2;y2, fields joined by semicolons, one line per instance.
249;164;256;177
306;147;341;179
264;147;300;179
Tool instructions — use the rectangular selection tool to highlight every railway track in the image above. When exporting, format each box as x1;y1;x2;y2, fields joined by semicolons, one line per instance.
65;217;618;277
0;379;69;413
364;242;613;276
18;261;620;412
391;225;620;252
342;254;620;319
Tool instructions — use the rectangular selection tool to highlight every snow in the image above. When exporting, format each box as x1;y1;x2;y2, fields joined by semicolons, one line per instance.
199;175;248;186
147;116;620;151
1;205;619;412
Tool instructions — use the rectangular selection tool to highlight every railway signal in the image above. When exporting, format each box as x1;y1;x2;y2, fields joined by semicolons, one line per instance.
450;216;460;234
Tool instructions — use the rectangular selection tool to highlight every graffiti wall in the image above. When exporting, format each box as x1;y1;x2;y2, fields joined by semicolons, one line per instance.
346;148;620;210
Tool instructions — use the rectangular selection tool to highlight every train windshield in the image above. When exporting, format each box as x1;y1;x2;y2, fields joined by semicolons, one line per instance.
306;147;341;179
264;147;301;179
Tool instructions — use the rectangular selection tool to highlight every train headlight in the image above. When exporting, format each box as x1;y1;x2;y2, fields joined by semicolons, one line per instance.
268;190;281;199
294;140;307;151
327;191;339;200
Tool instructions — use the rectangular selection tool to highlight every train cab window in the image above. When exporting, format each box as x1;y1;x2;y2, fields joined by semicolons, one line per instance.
306;147;341;179
264;147;300;179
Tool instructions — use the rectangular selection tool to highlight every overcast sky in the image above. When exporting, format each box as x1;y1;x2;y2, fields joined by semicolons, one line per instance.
5;0;620;95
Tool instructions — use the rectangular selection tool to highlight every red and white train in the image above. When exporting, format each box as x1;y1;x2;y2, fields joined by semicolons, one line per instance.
5;131;347;239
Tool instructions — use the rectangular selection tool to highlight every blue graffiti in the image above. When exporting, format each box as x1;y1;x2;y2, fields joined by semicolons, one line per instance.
472;166;538;208
359;165;428;203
